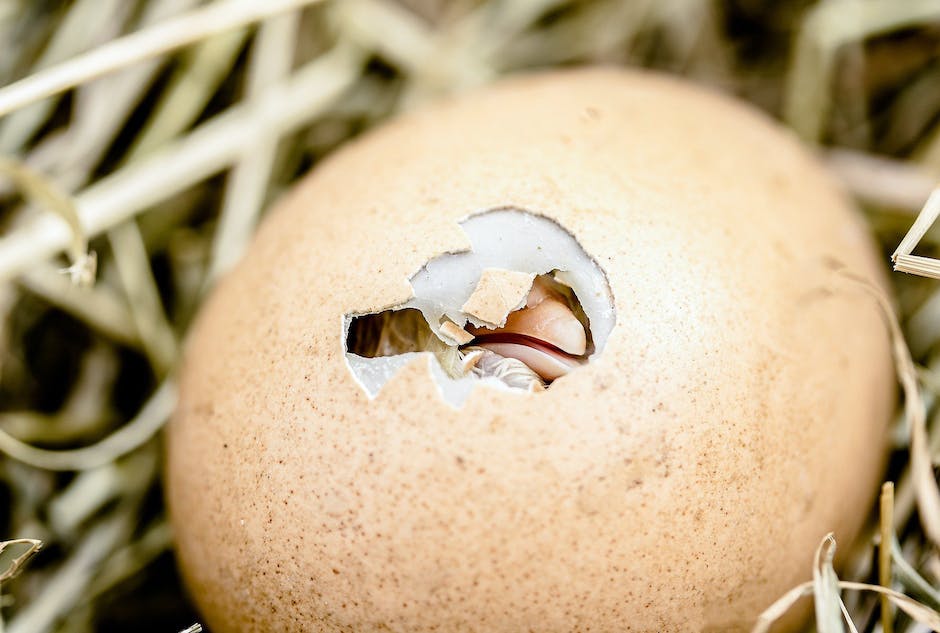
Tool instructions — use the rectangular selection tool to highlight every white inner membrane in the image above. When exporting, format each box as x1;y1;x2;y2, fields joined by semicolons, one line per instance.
343;208;615;407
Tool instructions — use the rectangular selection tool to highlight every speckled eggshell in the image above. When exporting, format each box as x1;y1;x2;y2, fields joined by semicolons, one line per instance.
166;68;895;633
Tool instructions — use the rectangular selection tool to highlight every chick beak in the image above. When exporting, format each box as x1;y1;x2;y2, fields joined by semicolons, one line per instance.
467;277;588;380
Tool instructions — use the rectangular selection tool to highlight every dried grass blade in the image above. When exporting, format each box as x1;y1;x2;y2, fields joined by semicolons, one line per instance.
86;519;171;601
895;254;940;280
838;272;940;546
0;540;42;583
839;581;940;630
839;599;859;633
49;0;204;190
0;0;131;153
891;537;940;610
0;380;176;471
497;1;653;68
0;43;363;284
751;581;813;633
0;156;95;285
755;544;940;632
48;449;157;537
881;482;895;633
814;533;846;633
126;27;249;160
0;0;327;118
6;511;135;633
107;221;178;374
826;149;935;213
904;290;940;358
894;188;940;261
206;11;299;283
785;0;940;142
18;264;140;347
332;0;434;74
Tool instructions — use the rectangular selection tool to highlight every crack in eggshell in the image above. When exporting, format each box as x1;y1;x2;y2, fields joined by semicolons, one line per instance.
342;207;615;406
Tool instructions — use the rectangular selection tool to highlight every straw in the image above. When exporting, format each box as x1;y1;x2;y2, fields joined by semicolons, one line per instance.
2;2;940;631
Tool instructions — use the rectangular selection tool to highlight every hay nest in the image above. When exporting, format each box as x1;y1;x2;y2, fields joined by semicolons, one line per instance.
1;1;940;631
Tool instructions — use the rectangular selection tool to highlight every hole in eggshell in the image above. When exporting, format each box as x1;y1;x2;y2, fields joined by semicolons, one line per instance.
346;272;595;392
346;308;435;358
342;207;615;406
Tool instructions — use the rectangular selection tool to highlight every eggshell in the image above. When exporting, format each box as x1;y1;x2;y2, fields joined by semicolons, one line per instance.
166;68;895;633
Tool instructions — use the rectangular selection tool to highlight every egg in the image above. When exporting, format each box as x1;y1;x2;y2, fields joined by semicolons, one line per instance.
166;69;895;632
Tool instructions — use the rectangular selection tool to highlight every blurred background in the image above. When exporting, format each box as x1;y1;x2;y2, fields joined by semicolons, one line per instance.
0;1;940;632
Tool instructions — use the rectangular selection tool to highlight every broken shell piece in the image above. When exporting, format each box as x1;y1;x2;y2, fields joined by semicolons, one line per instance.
440;319;474;345
460;348;486;372
461;268;535;327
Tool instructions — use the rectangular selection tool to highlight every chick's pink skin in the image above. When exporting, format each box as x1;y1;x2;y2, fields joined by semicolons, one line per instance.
467;276;588;379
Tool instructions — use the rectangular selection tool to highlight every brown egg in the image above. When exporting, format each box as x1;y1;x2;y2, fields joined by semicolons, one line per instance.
166;68;895;632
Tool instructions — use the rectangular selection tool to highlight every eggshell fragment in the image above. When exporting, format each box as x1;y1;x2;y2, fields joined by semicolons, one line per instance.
460;268;535;326
438;319;474;345
167;69;895;633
